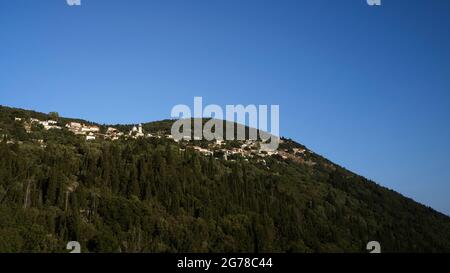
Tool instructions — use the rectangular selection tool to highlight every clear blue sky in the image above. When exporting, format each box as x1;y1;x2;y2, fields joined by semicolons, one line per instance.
1;0;449;215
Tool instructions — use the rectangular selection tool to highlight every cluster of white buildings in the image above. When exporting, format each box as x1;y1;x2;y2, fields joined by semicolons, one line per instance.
106;127;124;141
105;125;154;140
192;146;213;156
65;122;100;140
128;124;149;138
14;117;306;162
14;117;62;133
292;148;306;155
23;118;154;141
16;117;106;141
30;118;62;130
186;139;282;160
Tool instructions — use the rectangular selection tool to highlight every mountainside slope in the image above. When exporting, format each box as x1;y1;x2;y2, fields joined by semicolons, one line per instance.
1;105;450;253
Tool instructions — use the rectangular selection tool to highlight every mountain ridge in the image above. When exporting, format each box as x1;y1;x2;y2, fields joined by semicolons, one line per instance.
0;104;440;213
1;104;450;252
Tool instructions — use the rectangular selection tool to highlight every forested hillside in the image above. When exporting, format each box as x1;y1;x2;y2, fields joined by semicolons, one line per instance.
1;105;450;253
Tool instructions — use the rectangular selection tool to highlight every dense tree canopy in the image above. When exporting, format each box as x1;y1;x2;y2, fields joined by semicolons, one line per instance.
1;105;450;253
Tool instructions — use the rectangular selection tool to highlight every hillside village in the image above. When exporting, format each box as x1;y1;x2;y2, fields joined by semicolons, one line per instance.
0;106;449;254
8;116;313;164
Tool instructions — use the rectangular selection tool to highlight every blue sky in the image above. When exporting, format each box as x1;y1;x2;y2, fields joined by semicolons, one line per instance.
1;0;450;215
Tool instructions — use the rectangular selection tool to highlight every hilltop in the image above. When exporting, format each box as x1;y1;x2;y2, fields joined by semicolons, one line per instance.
1;105;450;253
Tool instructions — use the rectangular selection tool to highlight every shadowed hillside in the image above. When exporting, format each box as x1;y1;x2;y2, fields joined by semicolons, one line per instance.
1;105;449;253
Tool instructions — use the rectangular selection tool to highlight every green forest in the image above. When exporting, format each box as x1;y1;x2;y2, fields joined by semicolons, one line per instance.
1;105;450;253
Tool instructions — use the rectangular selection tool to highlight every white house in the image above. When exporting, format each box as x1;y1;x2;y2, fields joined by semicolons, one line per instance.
66;122;82;130
106;127;119;134
81;126;99;132
136;124;144;137
129;124;144;138
39;121;49;127
38;120;61;130
193;146;213;156
86;133;96;141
